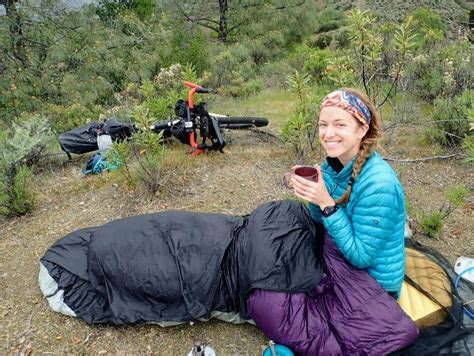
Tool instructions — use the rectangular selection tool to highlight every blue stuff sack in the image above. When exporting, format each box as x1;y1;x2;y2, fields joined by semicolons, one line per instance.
82;151;121;175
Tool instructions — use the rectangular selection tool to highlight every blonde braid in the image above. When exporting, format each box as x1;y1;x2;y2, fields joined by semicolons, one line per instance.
336;143;372;204
333;88;382;205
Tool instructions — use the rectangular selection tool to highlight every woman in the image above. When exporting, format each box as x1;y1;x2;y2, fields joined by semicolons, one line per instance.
289;88;406;299
247;89;416;355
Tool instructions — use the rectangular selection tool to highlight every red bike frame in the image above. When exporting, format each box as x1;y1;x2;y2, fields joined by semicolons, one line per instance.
184;81;206;156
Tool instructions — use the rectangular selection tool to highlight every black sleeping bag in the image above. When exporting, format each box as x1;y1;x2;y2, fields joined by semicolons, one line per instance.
40;200;323;324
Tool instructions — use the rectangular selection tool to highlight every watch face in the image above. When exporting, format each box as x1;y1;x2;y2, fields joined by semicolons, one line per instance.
323;205;338;217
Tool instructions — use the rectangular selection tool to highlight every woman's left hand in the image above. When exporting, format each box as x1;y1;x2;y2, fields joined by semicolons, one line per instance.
290;165;335;210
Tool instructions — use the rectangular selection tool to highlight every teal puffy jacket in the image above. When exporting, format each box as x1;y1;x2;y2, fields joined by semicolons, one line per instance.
308;151;405;296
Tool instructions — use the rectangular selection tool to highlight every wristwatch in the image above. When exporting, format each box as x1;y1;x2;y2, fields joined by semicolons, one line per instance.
321;204;339;217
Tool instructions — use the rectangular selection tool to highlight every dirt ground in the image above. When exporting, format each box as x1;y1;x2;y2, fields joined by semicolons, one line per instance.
1;122;473;354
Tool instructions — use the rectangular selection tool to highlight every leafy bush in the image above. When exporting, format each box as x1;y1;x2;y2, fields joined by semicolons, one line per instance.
0;165;35;219
163;26;210;76
218;77;263;98
107;106;168;196
46;103;102;133
139;64;196;121
206;44;259;96
462;136;474;163
280;70;322;161
415;184;468;238
1;5;168;127
0;115;53;218
409;7;445;49
307;32;333;49
96;0;157;24
404;39;472;102
419;211;445;238
245;31;286;66
345;9;417;108
429;90;473;147
303;48;332;82
323;51;356;88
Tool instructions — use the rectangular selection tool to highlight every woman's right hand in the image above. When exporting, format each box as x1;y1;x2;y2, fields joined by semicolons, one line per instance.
290;165;335;210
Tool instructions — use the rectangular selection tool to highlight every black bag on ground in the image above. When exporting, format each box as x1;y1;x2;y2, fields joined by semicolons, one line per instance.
58;117;136;158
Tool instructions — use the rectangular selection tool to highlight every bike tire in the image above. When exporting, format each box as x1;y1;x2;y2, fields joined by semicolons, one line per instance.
215;116;268;129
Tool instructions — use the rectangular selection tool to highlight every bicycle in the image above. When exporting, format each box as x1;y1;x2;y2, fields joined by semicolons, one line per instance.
150;81;269;156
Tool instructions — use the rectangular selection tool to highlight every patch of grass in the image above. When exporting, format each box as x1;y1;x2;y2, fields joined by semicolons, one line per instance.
212;88;298;130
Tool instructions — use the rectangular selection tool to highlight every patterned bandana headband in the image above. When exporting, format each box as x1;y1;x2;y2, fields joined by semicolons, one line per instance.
320;90;372;125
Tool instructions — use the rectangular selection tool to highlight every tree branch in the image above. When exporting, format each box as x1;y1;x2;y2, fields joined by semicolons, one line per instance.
385;153;461;163
275;0;305;10
172;0;220;28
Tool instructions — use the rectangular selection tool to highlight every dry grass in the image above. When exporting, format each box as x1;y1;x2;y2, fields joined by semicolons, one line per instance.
1;90;473;354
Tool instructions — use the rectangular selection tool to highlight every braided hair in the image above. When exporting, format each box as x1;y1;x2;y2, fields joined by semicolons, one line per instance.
334;88;382;205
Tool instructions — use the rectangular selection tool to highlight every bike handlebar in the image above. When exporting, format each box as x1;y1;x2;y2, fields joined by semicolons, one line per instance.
184;81;212;108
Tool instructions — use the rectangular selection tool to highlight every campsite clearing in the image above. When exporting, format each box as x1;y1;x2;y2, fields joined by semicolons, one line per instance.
1;89;473;354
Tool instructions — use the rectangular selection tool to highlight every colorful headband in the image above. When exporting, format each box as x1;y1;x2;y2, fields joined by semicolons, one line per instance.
320;90;372;125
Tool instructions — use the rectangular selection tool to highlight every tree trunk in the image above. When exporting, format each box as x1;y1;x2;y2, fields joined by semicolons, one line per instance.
3;0;22;36
218;0;228;42
3;0;26;66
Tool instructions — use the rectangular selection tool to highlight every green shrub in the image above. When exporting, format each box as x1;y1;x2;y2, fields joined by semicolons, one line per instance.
303;48;332;82
47;104;102;133
462;136;474;163
307;32;334;49
446;184;469;207
0;115;53;218
0;164;35;219
96;0;157;23
323;51;356;87
218;77;263;98
245;31;287;66
280;70;323;161
409;7;445;50
138;64;192;121
206;43;263;97
107;106;169;196
405;39;472;102
163;26;209;76
317;21;341;34
346;9;417;107
429;90;473;147
414;184;468;238
419;211;445;238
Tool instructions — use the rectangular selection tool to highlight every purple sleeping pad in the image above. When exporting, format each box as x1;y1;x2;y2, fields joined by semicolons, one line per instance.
248;230;419;355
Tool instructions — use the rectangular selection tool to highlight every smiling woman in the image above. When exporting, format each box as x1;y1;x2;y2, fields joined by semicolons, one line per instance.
318;106;369;166
289;88;406;299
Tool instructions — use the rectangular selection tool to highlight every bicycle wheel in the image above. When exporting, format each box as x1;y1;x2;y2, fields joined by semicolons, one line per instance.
215;116;268;129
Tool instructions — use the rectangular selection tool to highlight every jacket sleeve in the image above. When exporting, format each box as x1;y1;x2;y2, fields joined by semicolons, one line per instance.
322;180;403;269
307;202;323;224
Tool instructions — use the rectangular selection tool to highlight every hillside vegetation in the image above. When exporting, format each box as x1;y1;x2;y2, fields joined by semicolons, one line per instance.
0;1;473;353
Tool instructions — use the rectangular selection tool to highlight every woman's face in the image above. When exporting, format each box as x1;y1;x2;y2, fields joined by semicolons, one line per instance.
318;106;369;166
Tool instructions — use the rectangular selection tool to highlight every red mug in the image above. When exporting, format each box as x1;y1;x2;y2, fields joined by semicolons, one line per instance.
283;166;318;189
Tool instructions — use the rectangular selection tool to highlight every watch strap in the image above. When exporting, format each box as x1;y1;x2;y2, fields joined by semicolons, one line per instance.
321;205;339;217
